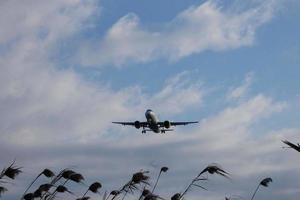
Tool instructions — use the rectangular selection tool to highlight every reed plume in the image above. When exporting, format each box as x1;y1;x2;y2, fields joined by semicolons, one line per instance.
81;182;102;199
47;185;74;200
0;161;22;198
282;140;300;152
77;197;91;200
179;164;229;200
152;167;168;193
0;161;22;180
22;168;55;198
250;177;272;200
111;170;150;200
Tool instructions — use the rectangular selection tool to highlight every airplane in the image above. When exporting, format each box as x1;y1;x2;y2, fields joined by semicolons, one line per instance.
112;109;198;134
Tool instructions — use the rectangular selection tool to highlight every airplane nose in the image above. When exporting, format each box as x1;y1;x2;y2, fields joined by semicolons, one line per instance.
145;109;153;118
145;109;151;115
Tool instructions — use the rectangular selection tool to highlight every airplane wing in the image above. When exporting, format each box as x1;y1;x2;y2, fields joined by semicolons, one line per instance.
112;122;149;127
157;121;198;127
170;121;198;126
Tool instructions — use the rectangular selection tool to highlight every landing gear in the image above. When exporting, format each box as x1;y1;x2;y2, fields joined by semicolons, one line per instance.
142;130;146;134
161;130;166;134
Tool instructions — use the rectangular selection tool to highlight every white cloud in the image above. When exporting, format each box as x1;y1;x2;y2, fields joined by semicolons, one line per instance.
0;0;98;46
78;0;277;67
227;72;254;100
144;71;203;115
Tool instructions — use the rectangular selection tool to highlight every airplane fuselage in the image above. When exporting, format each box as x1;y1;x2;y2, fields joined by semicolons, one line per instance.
145;109;160;133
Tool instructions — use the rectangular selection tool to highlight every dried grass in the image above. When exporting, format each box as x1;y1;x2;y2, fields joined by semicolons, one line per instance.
0;161;275;200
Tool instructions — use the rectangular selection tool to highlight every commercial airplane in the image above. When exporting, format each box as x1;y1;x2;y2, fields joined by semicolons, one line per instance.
112;109;198;134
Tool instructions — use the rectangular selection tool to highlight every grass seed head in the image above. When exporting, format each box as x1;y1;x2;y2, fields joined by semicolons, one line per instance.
161;167;169;173
38;183;52;192
142;189;151;196
110;190;121;196
199;164;229;178
69;173;84;183
3;163;22;180
89;182;102;193
23;193;34;200
171;193;181;200
56;185;68;193
33;189;42;198
144;194;157;200
77;197;90;200
42;169;55;178
132;172;149;184
62;170;76;179
260;177;272;187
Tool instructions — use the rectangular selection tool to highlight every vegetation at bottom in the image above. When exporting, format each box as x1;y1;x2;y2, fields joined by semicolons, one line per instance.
2;139;298;200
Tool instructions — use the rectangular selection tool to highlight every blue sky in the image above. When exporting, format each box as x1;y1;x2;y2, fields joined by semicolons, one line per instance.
0;0;300;200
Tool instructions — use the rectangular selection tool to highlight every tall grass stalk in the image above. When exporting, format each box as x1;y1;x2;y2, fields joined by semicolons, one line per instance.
250;177;272;200
152;167;168;193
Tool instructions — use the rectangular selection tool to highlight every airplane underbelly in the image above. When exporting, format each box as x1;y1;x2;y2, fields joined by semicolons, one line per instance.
150;124;160;133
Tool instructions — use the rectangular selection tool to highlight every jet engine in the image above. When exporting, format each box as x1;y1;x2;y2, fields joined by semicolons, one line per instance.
164;120;171;129
134;121;141;129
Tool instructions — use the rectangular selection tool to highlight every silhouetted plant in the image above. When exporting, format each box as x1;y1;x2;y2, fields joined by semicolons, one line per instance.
250;177;272;200
171;193;180;200
138;186;149;200
142;189;151;197
33;188;42;198
22;168;55;198
143;192;164;200
139;188;165;200
282;140;300;152
54;170;84;197
0;162;277;200
48;168;74;185
61;170;76;179
111;190;121;195
43;170;84;200
77;197;91;200
31;183;53;200
47;185;74;200
23;193;34;200
125;171;149;192
69;173;85;183
0;161;22;198
0;187;8;198
109;190;121;200
179;164;229;200
60;170;77;185
198;164;230;178
152;167;168;193
81;181;102;199
111;170;150;200
88;182;102;193
38;168;71;200
0;161;22;180
38;183;53;192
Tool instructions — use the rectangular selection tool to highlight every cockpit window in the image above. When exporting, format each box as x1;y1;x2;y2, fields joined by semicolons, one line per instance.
146;109;152;112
